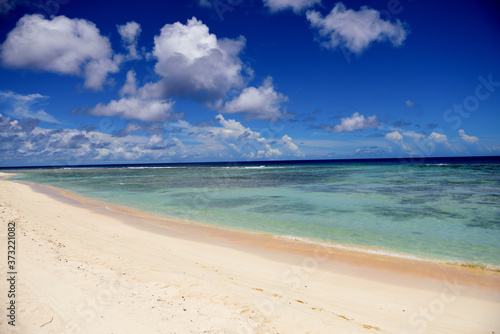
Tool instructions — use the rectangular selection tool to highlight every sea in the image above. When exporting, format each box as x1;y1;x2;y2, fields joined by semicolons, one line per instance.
4;156;500;270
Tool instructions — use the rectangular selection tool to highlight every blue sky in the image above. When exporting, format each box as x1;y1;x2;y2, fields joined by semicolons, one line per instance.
0;0;499;166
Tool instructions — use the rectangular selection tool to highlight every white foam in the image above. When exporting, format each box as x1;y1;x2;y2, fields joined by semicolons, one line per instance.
274;234;500;270
274;235;435;262
424;163;450;166
125;166;187;169
210;166;266;169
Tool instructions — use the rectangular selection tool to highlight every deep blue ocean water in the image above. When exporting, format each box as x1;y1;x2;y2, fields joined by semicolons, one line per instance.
6;157;500;269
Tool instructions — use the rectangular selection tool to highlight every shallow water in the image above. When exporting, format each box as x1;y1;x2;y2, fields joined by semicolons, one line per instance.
11;158;500;269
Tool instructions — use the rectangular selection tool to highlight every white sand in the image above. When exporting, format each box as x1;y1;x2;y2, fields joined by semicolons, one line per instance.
0;173;499;333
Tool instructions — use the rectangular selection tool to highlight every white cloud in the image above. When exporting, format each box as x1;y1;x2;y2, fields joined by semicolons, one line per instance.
400;130;448;144
0;112;190;164
207;115;301;158
260;144;283;158
333;112;380;132
384;130;454;156
221;77;288;121
149;17;247;102
115;122;147;136
385;130;411;153
169;114;303;160
154;17;216;63
405;99;415;107
88;97;176;122
402;130;424;140
385;130;403;143
0;90;59;123
306;3;408;54
459;129;479;144
263;0;321;13
117;21;141;60
281;134;304;156
428;132;447;143
213;114;262;141
119;70;137;96
145;134;175;150
1;14;120;90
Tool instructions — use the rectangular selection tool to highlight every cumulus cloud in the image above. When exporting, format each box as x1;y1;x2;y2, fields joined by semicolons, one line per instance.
117;21;142;60
332;112;380;132
281;134;304;156
114;122;146;137
384;130;453;156
220;77;288;121
213;114;263;141
0;112;189;165
0;110;304;165
170;114;303;160
119;70;137;96
87;17;287;124
306;2;408;54
0;112;38;133
88;97;178;122
428;132;447;143
385;130;411;152
402;130;424;140
148;17;247;102
212;114;283;158
145;134;176;150
0;90;59;123
0;14;120;90
263;0;321;13
385;130;403;143
459;129;479;144
211;115;301;158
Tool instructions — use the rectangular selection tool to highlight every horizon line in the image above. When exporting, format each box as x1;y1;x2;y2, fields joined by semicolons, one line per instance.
1;155;499;170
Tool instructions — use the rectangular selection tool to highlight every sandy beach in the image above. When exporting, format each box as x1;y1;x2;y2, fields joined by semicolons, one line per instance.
1;172;499;334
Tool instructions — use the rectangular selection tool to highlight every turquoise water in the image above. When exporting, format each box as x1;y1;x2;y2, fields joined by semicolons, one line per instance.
9;160;500;269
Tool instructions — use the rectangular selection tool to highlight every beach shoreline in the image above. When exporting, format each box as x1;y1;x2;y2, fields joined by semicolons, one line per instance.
10;173;500;289
1;172;499;333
